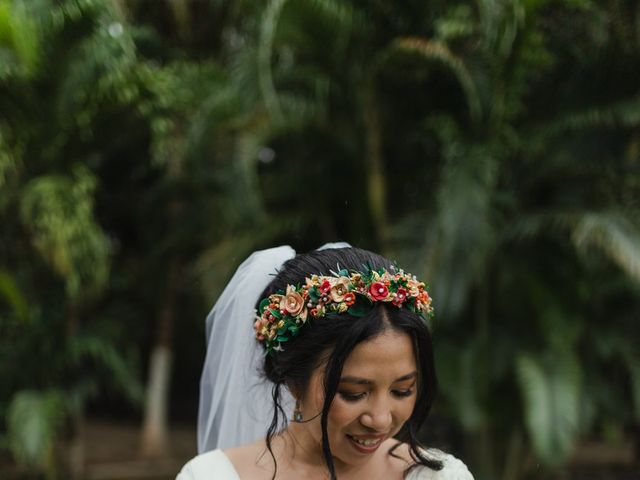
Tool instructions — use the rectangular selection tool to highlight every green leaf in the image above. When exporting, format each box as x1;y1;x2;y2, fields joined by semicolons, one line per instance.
7;390;66;470
347;295;373;317
259;298;270;313
308;286;320;301
516;352;582;465
0;270;28;320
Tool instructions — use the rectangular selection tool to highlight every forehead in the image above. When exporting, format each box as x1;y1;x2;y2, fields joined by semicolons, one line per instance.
341;329;416;379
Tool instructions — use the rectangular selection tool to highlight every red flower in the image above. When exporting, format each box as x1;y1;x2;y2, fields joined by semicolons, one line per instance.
392;287;408;306
320;280;332;294
343;292;356;306
369;282;389;301
310;308;319;317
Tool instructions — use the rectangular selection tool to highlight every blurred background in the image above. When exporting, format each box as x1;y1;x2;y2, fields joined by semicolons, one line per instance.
1;0;639;479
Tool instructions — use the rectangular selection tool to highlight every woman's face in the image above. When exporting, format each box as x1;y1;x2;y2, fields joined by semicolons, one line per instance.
295;328;418;468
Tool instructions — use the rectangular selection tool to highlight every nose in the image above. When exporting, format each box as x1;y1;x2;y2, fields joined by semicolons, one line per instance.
359;399;393;432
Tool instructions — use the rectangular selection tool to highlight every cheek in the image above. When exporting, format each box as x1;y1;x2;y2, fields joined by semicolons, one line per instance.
399;398;416;422
327;400;361;431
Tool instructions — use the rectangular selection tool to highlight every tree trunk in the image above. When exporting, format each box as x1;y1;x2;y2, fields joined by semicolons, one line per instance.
140;259;179;457
140;345;173;457
67;409;85;480
363;78;390;252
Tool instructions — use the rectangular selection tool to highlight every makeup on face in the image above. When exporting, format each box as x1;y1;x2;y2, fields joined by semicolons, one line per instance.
296;330;419;465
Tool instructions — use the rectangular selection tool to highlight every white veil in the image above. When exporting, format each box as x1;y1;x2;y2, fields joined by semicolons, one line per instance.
197;242;350;453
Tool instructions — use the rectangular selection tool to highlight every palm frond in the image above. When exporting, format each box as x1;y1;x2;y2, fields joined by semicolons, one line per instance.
68;334;143;405
258;0;288;122
7;389;66;470
516;352;582;466
427;130;498;319
571;212;640;283
476;0;525;59
532;95;640;149
507;211;640;284
437;340;487;431
389;37;482;123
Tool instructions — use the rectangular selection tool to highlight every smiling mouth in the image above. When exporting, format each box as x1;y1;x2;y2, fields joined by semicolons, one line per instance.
348;436;382;446
346;434;386;452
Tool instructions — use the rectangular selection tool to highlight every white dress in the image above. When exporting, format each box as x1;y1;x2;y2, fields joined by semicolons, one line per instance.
177;448;473;479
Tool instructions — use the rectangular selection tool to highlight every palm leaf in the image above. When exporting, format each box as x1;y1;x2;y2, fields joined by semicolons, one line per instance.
531;95;640;152
508;211;640;284
516;352;582;465
389;37;482;123
437;341;487;431
571;212;640;283
6;389;66;470
0;269;28;320
68;334;144;405
258;0;288;121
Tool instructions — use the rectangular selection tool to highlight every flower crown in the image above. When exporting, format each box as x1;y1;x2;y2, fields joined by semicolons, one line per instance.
254;266;434;355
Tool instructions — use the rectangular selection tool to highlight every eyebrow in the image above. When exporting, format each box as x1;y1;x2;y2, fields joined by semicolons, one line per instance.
339;371;418;385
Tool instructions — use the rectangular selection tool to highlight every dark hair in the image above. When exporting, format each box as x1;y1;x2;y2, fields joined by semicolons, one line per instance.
256;247;442;479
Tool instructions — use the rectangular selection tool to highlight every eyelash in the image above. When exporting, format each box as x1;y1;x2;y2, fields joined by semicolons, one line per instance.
338;389;415;402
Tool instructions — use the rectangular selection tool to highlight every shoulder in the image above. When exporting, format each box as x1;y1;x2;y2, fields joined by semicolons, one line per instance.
224;440;275;478
406;448;474;480
176;449;240;480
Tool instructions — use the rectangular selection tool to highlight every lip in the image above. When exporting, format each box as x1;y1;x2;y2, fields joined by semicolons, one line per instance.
346;433;387;454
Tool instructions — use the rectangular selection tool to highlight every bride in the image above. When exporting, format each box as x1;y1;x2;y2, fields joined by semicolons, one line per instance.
177;245;473;479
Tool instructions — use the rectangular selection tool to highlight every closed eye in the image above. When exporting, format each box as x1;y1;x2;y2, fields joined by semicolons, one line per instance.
392;388;415;398
339;391;366;402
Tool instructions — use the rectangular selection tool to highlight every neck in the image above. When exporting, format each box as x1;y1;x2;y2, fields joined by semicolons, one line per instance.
282;423;326;468
281;424;367;477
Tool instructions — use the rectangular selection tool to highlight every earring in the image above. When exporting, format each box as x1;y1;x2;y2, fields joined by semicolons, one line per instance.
293;401;303;422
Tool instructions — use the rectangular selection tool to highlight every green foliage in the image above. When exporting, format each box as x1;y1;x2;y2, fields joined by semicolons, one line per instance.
240;0;640;475
1;0;639;478
6;390;66;471
517;352;582;465
19;166;110;299
0;270;28;320
0;0;39;78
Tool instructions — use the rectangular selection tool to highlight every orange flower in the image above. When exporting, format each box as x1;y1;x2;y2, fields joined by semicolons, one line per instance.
330;277;350;302
280;285;305;316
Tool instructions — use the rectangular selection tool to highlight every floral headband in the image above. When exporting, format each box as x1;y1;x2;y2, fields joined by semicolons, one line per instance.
254;266;434;355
